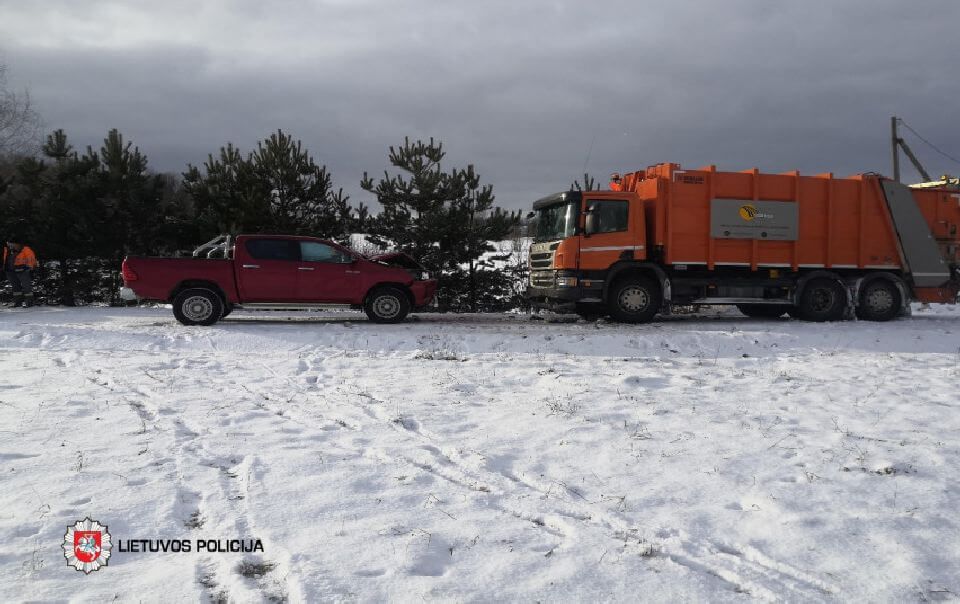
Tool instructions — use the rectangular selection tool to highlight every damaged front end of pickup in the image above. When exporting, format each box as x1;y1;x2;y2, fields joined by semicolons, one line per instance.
369;252;432;282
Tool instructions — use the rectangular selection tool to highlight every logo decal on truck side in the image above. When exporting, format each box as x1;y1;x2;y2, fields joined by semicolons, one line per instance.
738;204;773;222
712;199;798;240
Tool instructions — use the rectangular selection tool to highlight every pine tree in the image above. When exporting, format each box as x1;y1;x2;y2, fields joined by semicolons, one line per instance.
249;130;351;239
98;129;152;253
96;129;181;302
36;130;103;304
361;137;517;311
183;143;271;236
452;165;518;312
0;155;44;243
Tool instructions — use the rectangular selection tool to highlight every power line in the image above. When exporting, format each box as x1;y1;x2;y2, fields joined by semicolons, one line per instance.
897;118;960;167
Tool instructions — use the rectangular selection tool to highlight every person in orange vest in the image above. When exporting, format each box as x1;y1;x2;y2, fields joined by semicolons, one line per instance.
3;240;39;307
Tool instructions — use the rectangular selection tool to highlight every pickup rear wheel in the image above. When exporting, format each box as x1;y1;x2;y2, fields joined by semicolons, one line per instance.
173;288;223;326
608;276;660;323
364;286;410;323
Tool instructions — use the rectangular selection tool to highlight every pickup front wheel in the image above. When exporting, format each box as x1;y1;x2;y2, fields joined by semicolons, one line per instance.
173;288;223;326
364;286;411;323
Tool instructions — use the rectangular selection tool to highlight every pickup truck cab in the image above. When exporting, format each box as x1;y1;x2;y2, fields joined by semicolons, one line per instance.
121;235;437;325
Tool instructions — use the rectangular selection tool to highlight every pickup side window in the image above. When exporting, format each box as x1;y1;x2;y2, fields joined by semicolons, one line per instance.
591;199;629;233
245;239;300;261
300;241;353;263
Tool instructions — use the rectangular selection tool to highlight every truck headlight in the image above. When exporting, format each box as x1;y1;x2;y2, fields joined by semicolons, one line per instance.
555;276;578;287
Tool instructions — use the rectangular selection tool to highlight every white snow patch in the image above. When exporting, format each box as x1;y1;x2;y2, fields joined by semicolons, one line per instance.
2;304;959;601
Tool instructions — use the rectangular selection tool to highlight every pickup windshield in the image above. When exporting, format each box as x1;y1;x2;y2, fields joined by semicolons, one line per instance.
534;202;577;242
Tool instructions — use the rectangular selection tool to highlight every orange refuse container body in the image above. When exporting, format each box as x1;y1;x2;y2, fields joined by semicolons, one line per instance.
527;162;960;322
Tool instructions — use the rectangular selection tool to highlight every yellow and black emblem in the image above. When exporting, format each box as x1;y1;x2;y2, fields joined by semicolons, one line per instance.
739;204;759;221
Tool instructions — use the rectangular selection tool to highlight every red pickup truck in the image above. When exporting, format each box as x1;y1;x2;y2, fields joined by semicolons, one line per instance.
121;235;437;325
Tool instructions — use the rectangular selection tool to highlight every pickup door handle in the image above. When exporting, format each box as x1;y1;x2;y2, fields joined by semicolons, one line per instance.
298;267;315;271
242;264;260;269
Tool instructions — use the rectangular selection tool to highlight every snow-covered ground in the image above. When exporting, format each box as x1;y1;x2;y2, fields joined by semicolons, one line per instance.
2;305;959;601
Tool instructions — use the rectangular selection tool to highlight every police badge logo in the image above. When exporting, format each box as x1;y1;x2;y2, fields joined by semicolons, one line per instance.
63;518;112;573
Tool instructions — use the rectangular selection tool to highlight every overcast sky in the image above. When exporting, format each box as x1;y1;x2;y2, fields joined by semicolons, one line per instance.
2;0;959;209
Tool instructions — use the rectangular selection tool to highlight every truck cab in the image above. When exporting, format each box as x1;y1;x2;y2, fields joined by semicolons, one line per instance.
527;189;650;317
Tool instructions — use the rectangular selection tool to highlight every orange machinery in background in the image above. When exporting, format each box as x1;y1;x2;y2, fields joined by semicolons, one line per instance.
527;162;960;322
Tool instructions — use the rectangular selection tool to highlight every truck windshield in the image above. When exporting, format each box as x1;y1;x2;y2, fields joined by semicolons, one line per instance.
535;202;577;242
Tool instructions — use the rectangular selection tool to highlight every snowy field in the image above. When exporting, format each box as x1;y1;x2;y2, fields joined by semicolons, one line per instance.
2;305;959;602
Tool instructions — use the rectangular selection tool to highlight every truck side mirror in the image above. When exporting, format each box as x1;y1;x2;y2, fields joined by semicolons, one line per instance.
584;203;599;236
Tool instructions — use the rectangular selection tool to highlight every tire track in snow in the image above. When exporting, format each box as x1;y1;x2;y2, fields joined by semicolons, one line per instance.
45;322;837;600
347;384;837;600
102;361;311;602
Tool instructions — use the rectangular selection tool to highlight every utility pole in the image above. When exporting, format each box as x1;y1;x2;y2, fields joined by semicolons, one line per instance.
891;116;901;182
890;116;931;183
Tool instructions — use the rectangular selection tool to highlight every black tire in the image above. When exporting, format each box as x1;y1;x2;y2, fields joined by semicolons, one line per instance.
220;303;234;319
172;288;223;326
736;304;791;319
364;286;411;323
607;276;660;323
797;278;846;322
856;279;902;322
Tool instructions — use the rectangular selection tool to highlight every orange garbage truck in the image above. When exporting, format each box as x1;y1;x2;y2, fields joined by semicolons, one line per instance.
526;163;960;322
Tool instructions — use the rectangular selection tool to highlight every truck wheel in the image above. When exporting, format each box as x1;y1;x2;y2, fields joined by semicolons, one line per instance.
736;304;790;319
608;276;660;323
364;286;410;323
798;278;846;322
856;279;901;322
172;288;223;326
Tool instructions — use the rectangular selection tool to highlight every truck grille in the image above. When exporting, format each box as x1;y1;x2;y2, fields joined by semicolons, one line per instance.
528;241;560;270
530;270;555;288
530;252;554;269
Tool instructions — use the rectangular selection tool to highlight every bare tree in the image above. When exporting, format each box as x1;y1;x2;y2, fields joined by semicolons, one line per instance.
0;63;41;157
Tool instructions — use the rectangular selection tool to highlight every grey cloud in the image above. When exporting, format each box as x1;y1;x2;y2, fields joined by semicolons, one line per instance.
2;0;959;209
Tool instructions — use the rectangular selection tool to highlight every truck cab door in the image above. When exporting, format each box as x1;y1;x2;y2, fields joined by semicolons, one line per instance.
580;195;644;271
296;241;360;303
236;238;301;302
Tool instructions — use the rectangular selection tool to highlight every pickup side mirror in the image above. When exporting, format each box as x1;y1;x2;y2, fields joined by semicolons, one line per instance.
584;203;599;237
